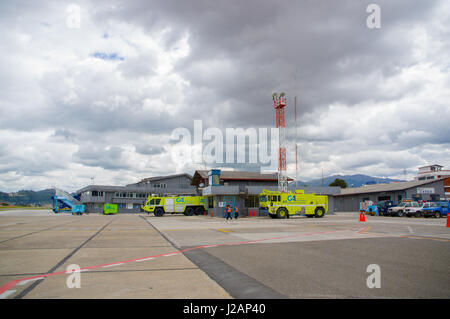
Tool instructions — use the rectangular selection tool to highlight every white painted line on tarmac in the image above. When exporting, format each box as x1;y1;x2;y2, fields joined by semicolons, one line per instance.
17;277;44;286
102;263;124;268
0;290;16;299
164;253;178;257
135;257;154;262
407;226;413;233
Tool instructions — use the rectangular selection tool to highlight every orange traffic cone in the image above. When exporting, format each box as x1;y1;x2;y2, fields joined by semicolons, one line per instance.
359;211;366;222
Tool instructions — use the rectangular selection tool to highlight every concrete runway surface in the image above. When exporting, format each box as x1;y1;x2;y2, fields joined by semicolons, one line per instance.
0;210;448;299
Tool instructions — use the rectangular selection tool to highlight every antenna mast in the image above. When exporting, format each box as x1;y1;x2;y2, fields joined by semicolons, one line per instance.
272;92;288;193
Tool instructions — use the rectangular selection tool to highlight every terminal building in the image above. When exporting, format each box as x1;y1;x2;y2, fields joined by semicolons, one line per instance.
333;164;450;212
76;169;340;215
333;177;450;212
76;173;197;214
192;170;339;217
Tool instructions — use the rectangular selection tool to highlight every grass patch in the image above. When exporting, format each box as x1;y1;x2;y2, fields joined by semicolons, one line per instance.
0;206;51;211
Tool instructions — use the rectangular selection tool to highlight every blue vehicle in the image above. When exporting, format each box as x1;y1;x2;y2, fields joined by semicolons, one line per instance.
421;201;449;218
376;200;394;216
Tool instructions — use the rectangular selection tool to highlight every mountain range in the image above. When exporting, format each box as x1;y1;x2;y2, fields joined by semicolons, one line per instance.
0;189;55;206
295;174;405;188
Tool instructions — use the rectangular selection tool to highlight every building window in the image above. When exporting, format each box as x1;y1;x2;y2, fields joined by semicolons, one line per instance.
245;195;259;208
92;191;103;197
208;197;214;208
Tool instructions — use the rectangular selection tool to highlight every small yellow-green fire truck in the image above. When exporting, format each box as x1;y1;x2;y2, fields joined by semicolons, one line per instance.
259;189;328;219
142;195;207;217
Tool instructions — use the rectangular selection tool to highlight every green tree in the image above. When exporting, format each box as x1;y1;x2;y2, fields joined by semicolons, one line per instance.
329;178;348;188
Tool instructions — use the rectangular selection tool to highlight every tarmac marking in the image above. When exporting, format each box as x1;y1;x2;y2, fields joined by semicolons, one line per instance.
102;263;125;268
135;257;154;262
0;226;363;298
217;229;232;233
17;277;44;285
400;235;450;242
407;226;413;233
0;290;16;299
358;226;371;234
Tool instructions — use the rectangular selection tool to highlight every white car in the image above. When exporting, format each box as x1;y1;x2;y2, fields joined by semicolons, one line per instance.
388;201;419;217
405;202;430;217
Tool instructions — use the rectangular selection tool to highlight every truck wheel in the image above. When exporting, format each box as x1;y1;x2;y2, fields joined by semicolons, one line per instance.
415;211;423;218
314;207;325;218
276;208;288;219
154;208;164;217
397;210;404;217
185;207;194;216
195;207;204;215
435;211;441;218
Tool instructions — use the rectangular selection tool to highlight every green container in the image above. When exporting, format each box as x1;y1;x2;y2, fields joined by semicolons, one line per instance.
104;203;118;215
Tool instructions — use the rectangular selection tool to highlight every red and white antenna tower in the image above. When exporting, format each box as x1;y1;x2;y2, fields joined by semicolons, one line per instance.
272;92;288;192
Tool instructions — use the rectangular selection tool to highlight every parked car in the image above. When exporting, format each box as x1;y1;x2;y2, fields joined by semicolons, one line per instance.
388;201;419;217
405;202;430;217
376;200;394;216
421;201;450;218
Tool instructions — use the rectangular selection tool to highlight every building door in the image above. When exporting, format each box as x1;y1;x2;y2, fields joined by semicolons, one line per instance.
164;198;174;213
223;196;235;217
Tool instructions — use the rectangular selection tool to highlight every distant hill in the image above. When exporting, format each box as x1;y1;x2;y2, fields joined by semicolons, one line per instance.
0;189;55;206
296;174;405;188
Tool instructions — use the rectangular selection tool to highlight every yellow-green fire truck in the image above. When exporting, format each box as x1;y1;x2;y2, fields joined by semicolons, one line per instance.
259;189;328;219
142;195;207;217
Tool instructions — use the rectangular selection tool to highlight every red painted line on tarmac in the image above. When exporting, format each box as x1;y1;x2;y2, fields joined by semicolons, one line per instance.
0;227;357;296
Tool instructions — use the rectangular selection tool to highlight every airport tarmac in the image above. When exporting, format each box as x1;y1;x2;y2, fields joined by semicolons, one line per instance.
0;210;448;299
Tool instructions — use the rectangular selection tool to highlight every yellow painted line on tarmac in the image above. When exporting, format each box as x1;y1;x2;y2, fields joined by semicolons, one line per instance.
218;228;232;233
358;226;371;234
400;235;450;242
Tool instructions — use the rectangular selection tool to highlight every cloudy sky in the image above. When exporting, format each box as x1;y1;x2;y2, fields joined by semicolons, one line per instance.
0;0;449;192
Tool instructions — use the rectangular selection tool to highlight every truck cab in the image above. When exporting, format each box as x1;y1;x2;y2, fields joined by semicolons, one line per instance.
421;201;449;218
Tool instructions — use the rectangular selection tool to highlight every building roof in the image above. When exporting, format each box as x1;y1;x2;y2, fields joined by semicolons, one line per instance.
335;177;447;196
418;164;443;169
191;170;293;186
75;184;196;195
133;173;192;184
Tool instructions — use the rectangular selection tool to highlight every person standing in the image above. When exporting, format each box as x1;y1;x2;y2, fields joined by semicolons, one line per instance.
234;206;239;220
225;205;232;220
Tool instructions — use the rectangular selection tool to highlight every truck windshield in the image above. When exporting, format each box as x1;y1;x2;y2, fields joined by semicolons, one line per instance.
430;202;440;207
260;196;267;202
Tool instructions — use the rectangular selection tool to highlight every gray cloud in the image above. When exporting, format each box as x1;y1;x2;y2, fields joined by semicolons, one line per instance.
0;0;449;191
